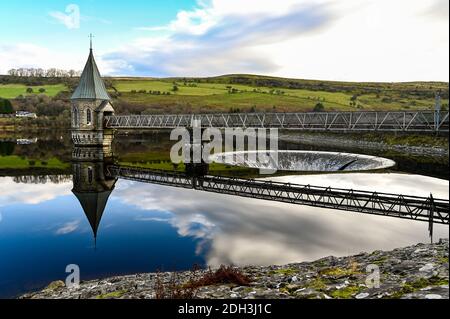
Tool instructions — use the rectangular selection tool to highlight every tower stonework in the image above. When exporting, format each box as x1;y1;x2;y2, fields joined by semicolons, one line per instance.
71;46;114;148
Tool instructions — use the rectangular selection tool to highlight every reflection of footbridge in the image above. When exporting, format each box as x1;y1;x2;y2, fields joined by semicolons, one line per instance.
105;165;449;226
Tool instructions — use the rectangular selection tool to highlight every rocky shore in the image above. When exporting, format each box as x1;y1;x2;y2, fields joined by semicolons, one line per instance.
21;239;449;299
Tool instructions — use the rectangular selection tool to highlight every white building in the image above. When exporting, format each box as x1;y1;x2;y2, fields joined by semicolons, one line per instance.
15;111;37;118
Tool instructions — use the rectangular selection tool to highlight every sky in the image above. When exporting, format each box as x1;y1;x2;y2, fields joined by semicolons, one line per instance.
0;0;448;82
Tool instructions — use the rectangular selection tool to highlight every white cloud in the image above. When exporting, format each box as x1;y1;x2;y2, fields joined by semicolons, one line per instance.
55;220;80;235
0;177;71;206
136;6;216;35
103;0;449;81
49;4;80;30
426;0;450;20
0;43;85;74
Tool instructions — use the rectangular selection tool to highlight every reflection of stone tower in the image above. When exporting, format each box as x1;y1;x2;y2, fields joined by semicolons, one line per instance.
71;40;115;148
72;147;117;243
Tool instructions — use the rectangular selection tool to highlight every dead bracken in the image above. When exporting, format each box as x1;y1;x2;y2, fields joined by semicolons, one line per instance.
155;265;252;299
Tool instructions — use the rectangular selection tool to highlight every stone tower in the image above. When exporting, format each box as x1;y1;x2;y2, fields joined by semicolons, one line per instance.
71;43;115;147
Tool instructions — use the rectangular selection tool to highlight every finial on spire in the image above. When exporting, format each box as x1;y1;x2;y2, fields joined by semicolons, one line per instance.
89;33;94;51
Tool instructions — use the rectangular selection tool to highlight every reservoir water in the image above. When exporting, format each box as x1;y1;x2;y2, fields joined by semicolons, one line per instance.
0;132;448;298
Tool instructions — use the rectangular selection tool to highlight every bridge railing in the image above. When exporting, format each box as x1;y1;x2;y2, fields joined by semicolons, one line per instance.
104;110;449;132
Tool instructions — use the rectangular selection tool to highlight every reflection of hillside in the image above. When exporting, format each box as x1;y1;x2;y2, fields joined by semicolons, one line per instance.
0;141;15;156
0;134;72;174
15;139;71;161
1;133;72;162
113;131;174;155
0;167;71;177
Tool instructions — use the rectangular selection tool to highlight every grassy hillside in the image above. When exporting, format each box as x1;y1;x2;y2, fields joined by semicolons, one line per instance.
110;76;449;114
0;155;69;169
0;84;67;99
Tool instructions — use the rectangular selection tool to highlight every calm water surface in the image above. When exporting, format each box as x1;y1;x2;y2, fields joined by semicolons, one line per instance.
0;133;448;298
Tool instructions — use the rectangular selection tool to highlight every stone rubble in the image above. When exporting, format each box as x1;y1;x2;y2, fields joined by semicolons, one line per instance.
20;239;449;299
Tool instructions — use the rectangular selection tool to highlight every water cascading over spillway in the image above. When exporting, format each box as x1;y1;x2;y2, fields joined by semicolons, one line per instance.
210;151;396;172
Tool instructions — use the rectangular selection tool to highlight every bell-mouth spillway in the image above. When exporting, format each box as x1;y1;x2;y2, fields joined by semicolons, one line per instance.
210;150;396;172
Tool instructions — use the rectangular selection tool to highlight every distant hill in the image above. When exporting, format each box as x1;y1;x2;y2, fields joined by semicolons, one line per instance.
108;74;449;96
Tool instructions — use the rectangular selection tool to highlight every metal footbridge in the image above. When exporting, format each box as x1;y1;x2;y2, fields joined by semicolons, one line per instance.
104;110;449;133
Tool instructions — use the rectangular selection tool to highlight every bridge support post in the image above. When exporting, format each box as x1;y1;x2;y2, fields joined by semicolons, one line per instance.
429;194;435;244
434;92;442;136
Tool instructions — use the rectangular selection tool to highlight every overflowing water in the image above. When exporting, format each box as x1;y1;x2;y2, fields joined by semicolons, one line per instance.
210;150;396;172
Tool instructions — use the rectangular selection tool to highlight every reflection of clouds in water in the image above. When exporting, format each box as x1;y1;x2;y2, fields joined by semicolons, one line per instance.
169;213;217;255
113;173;449;266
137;214;215;256
135;217;172;223
0;177;71;206
55;220;80;235
270;173;449;199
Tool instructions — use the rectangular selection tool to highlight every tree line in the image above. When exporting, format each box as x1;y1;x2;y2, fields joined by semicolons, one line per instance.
7;68;82;78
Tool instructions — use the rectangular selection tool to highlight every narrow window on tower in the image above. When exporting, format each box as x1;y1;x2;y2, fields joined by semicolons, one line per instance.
88;167;93;184
87;109;92;124
73;106;79;127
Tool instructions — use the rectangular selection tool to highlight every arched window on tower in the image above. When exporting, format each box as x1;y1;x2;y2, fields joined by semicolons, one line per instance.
72;106;79;127
88;167;93;184
86;109;92;124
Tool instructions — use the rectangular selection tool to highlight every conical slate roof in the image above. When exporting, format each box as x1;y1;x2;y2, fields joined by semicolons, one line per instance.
72;190;113;238
71;49;111;101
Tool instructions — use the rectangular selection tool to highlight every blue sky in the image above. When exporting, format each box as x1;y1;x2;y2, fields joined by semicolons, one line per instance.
0;0;197;52
0;0;449;81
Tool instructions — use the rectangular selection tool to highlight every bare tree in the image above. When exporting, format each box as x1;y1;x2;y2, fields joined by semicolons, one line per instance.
7;67;81;78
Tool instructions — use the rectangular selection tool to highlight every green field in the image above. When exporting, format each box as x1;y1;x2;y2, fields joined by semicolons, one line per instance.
111;77;448;113
0;155;69;169
0;84;67;99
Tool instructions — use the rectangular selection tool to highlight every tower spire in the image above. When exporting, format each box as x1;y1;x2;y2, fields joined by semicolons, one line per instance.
89;33;94;51
71;34;110;101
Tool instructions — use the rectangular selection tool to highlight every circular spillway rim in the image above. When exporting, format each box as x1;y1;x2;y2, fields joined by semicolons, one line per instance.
209;150;396;172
